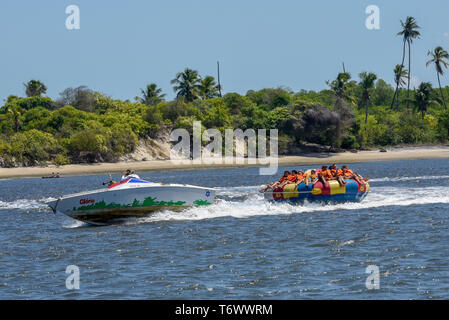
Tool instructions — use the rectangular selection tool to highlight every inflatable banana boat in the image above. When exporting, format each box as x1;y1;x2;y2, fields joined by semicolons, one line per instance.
263;169;369;204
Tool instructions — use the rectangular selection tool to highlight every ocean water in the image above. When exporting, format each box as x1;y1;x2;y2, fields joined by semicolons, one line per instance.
1;158;449;299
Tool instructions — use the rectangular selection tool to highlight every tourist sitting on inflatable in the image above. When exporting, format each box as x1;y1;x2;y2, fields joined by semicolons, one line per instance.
279;170;299;188
306;169;318;187
329;164;347;187
294;170;305;185
318;165;332;187
340;165;368;185
298;169;314;189
259;170;291;192
288;170;299;182
280;170;291;182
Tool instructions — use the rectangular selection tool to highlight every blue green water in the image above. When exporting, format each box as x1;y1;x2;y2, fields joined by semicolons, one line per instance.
1;158;449;299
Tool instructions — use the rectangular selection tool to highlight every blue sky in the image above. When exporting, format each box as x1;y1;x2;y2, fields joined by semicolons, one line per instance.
1;0;449;102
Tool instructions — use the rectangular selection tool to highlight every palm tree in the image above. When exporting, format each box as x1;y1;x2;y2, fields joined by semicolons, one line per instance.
24;80;47;97
391;64;408;109
326;72;356;136
426;46;449;109
413;82;439;120
327;72;352;100
170;68;201;102
359;72;377;131
135;83;166;105
4;105;22;132
397;16;420;109
199;76;219;99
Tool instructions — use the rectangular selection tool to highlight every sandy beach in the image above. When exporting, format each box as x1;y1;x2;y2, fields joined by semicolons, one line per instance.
1;146;449;180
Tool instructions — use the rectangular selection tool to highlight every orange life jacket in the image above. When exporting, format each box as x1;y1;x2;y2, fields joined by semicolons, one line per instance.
322;169;333;178
342;169;354;177
307;173;317;183
287;174;297;182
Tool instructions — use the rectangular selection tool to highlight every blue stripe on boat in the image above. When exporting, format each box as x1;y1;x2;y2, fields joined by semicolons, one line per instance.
128;179;149;183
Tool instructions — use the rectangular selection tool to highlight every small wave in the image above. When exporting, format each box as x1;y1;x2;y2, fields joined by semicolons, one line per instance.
370;175;449;182
0;197;55;211
63;220;87;228
214;185;262;197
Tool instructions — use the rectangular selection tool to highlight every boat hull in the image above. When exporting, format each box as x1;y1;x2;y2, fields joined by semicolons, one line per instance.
48;184;215;224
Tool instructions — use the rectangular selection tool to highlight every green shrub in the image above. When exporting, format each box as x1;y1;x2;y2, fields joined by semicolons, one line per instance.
52;154;71;166
144;105;163;131
109;124;138;155
436;110;449;142
8;96;54;111
8;129;58;166
340;134;358;149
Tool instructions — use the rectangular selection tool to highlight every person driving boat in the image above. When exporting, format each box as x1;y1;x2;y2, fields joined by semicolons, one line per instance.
121;169;140;181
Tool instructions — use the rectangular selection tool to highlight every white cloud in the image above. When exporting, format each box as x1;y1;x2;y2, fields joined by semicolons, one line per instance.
444;32;449;37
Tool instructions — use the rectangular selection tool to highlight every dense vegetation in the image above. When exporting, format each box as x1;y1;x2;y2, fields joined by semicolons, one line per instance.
1;16;449;167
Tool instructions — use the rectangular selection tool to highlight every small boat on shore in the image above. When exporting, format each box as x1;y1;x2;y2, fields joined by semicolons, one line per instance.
264;169;370;204
47;178;215;225
42;173;62;179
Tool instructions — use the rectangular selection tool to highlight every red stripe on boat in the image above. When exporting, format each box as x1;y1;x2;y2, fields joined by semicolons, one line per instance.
108;179;130;189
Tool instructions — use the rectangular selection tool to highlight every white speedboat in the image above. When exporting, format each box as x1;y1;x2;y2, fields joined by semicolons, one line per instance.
47;178;215;224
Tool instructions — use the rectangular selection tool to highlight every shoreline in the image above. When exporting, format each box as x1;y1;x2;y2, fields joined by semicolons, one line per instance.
1;146;449;180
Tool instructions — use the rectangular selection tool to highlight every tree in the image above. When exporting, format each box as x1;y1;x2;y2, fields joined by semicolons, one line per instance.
5;95;19;104
171;68;201;102
24;80;47;97
299;105;343;148
6;106;22;133
67;126;108;162
246;88;292;109
4;96;54;111
198;76;219;99
222;92;255;115
359;72;377;131
56;86;97;112
326;72;354;102
327;72;356;140
413;82;438;120
436;109;449;141
200;98;232;129
397;16;420;109
8;129;58;166
135;83;166;106
373;79;394;106
391;64;408;109
426;46;449;109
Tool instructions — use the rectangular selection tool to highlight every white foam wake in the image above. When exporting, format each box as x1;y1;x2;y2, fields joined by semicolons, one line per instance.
133;184;449;223
370;175;449;182
2;183;448;224
0;197;55;211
